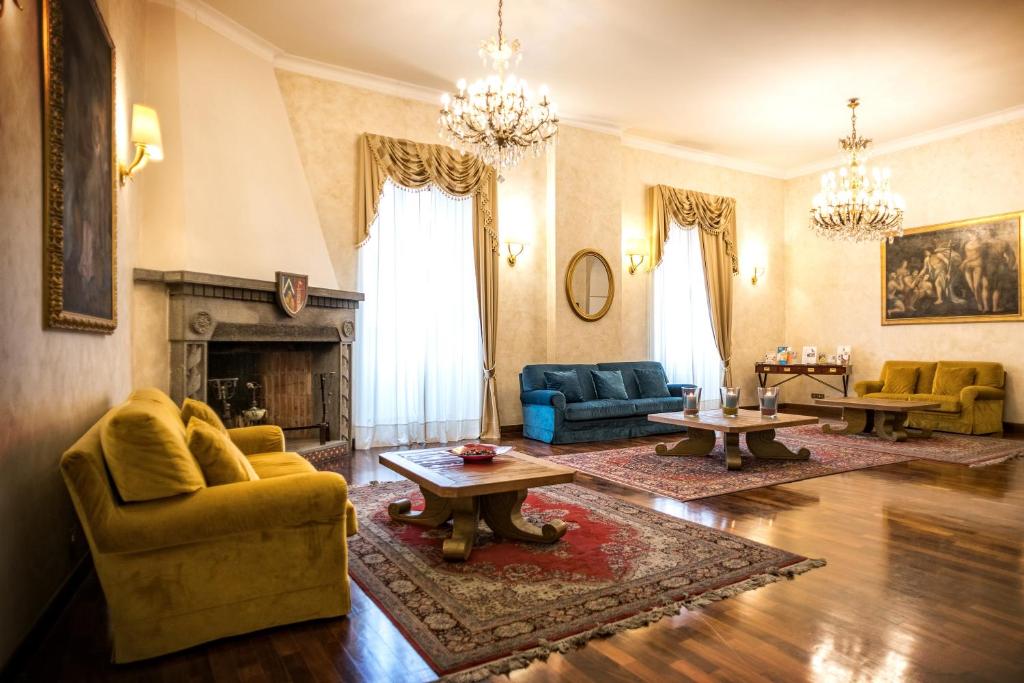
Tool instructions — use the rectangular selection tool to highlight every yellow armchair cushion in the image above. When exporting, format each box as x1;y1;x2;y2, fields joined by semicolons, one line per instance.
181;397;228;434
248;452;316;479
932;366;977;396
882;366;919;394
101;400;205;502
187;418;259;485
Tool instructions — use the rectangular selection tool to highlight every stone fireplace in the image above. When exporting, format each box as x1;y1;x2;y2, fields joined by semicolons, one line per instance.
134;269;363;449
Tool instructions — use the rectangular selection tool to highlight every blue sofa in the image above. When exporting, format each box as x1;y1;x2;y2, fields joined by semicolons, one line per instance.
519;361;695;444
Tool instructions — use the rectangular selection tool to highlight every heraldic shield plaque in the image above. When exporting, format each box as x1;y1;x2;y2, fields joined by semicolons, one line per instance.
276;272;309;317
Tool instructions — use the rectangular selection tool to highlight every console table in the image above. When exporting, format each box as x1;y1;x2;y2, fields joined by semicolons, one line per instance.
755;363;852;397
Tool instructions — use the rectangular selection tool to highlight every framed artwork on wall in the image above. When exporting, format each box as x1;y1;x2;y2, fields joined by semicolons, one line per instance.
42;0;118;333
881;211;1023;325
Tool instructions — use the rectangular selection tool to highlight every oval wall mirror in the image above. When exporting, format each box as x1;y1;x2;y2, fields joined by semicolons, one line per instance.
565;249;614;321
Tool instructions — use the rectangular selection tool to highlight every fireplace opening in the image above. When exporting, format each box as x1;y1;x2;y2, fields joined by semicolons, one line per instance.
207;341;341;443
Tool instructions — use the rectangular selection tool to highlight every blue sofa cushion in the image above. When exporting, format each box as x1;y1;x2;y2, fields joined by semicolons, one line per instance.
543;371;585;403
565;400;637;422
596;361;672;399
591;370;629;400
635;368;671;398
522;364;599;401
632;396;685;415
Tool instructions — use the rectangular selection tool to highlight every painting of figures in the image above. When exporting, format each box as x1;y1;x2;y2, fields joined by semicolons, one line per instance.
882;212;1022;325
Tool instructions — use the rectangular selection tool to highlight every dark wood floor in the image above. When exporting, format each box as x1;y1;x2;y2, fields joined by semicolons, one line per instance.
11;434;1024;682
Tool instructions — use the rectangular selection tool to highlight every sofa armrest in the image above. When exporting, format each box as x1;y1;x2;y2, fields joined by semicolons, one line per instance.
95;471;349;554
853;380;883;396
229;425;285;455
521;389;566;411
667;383;697;397
960;385;1005;404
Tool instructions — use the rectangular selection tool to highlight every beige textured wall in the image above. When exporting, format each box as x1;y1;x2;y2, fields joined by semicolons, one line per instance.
783;119;1024;421
0;0;147;666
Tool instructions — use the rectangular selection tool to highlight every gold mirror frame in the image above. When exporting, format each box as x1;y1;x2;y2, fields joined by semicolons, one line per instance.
565;249;614;321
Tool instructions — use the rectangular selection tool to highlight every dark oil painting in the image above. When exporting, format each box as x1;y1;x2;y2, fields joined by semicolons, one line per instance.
882;213;1022;325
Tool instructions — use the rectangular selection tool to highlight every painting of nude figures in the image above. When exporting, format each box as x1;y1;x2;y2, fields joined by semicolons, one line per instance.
882;212;1022;325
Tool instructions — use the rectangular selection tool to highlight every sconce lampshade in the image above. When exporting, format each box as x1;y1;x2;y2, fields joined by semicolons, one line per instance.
130;104;163;161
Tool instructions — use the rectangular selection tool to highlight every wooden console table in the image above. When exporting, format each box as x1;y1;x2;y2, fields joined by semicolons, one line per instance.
755;363;852;397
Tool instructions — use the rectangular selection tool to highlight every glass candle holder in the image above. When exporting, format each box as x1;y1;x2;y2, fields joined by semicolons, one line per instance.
758;386;780;419
682;387;701;416
720;387;740;417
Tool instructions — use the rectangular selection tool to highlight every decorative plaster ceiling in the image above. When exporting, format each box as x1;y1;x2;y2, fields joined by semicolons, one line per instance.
199;0;1024;176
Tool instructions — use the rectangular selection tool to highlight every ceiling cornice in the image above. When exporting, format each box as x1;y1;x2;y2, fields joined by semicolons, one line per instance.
151;0;1024;182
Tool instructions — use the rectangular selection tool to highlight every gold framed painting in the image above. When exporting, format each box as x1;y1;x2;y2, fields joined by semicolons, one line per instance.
881;211;1023;325
42;0;118;333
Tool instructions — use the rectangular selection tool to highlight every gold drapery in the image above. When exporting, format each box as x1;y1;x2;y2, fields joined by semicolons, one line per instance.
357;133;500;438
648;185;737;384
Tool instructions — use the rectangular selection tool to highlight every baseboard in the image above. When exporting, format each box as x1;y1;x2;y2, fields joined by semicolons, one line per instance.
1004;421;1024;434
500;423;523;437
0;553;92;680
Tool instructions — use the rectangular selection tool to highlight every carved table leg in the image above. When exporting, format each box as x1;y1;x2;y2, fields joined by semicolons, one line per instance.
655;427;717;457
480;489;568;544
724;432;742;471
823;407;872;435
746;429;811;461
388;487;453;527
874;411;909;442
442;496;480;562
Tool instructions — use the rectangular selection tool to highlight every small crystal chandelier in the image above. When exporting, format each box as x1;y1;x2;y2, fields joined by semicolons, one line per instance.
439;0;559;172
810;98;905;241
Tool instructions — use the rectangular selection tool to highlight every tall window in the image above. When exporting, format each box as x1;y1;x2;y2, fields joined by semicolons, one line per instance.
353;180;483;448
652;223;722;405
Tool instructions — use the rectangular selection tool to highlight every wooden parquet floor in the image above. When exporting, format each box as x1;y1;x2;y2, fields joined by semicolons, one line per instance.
10;433;1024;682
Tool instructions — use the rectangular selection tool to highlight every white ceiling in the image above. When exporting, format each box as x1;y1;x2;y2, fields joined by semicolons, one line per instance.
202;0;1024;173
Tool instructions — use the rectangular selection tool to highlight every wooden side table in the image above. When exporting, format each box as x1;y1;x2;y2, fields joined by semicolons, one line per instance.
756;363;852;396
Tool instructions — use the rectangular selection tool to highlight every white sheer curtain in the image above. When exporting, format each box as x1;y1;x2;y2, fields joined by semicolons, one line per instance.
652;222;723;407
354;179;484;448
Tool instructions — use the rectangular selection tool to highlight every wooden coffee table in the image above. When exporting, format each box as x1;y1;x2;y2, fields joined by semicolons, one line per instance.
379;447;576;562
815;397;941;442
648;409;819;471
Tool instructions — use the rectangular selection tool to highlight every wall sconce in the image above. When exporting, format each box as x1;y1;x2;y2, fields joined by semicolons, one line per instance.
751;266;766;285
505;241;525;266
627;253;645;274
119;104;163;185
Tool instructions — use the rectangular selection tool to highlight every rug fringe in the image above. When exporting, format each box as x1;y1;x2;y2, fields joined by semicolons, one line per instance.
437;557;827;682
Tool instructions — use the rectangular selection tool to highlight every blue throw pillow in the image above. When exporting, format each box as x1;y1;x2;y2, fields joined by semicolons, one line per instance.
591;370;629;400
544;371;584;403
635;368;671;398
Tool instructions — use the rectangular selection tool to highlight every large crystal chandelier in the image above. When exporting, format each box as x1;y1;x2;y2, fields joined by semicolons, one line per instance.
439;0;558;172
810;98;905;241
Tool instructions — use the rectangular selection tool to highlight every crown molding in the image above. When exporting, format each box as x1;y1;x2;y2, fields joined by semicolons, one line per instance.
621;135;786;179
273;54;443;106
149;0;280;61
784;104;1024;179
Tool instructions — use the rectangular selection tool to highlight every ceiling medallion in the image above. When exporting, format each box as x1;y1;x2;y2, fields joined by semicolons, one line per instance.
811;98;905;242
439;0;559;173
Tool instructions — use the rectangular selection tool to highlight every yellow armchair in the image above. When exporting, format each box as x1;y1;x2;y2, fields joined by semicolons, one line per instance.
61;391;355;663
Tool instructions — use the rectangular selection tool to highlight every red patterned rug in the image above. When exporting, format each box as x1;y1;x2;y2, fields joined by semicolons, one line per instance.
347;481;824;681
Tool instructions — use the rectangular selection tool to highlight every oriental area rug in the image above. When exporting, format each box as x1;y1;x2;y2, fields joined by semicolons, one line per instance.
346;481;825;681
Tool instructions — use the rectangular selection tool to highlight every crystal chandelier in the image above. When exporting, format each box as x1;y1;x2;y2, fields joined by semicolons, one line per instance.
810;98;905;241
439;0;558;172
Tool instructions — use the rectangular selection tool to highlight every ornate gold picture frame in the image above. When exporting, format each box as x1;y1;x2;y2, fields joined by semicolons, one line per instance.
42;0;118;333
881;211;1023;325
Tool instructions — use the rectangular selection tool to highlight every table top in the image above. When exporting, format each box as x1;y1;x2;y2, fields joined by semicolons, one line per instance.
379;447;576;498
815;397;942;411
755;363;851;374
648;409;818;433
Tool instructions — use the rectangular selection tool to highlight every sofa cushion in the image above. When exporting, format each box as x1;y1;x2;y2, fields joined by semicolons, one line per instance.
101;399;205;502
129;388;182;416
935;360;1003;388
635;369;671;398
909;393;962;413
882;367;919;394
932;366;977;396
186;417;259;485
181;397;228;434
596;362;669;399
544;371;585;403
522;364;599;400
879;361;937;393
565;400;636;421
632;396;685;415
247;452;317;478
591;370;629;400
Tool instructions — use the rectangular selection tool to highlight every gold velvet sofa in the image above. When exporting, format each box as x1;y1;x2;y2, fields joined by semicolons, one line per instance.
853;360;1006;435
60;389;357;662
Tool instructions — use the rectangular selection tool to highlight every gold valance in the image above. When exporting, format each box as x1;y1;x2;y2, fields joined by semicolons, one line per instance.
357;133;498;253
648;184;738;272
